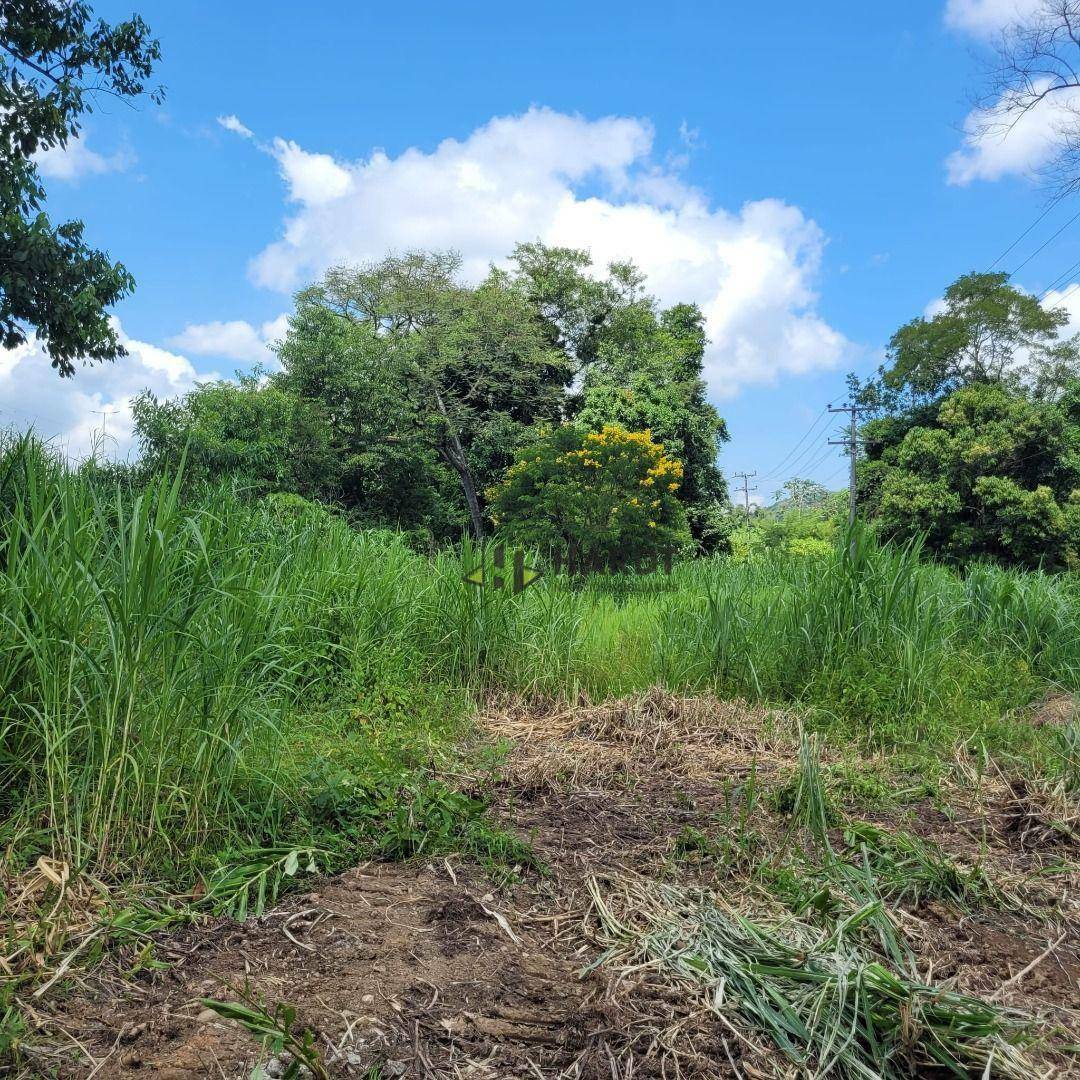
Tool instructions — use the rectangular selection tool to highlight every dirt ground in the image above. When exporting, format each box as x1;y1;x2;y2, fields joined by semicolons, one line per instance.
17;691;1080;1078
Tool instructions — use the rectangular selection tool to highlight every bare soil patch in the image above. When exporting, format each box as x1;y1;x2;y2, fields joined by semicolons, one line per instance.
17;691;1080;1078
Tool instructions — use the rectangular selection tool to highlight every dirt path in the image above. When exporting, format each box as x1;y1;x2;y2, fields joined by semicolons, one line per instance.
21;692;1080;1078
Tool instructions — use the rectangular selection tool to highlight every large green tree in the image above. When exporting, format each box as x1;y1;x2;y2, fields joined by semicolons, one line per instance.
0;1;162;374
864;272;1079;406
856;271;1080;568
287;252;571;540
860;381;1080;568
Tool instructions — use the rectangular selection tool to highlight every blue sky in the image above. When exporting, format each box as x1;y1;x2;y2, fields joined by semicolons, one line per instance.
3;0;1072;501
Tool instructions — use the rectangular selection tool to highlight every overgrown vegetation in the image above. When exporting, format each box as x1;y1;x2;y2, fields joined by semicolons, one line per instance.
1;429;1077;1070
3;435;1076;885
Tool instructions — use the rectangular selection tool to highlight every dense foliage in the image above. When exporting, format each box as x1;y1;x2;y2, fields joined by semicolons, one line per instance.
135;245;733;548
858;272;1080;568
861;382;1080;568
490;424;691;565
0;1;162;374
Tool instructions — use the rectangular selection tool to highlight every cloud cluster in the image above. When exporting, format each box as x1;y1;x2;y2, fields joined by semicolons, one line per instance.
0;323;210;460
944;0;1044;37
34;132;134;182
947;80;1080;184
943;0;1078;185
224;107;850;396
168;313;289;364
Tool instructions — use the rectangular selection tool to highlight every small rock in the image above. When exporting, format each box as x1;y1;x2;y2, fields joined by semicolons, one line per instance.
263;1059;284;1079
195;1007;218;1023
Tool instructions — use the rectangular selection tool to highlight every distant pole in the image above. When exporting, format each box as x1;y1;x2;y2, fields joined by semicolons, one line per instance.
733;471;757;535
828;403;860;528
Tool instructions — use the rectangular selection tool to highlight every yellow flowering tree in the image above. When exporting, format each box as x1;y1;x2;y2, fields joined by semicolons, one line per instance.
489;424;691;567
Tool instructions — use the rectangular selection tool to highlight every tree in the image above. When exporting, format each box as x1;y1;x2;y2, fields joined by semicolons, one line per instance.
860;381;1080;568
775;477;831;513
283;253;571;540
0;1;162;374
489;424;691;568
965;1;1080;195
869;272;1079;403
510;243;731;548
577;299;731;547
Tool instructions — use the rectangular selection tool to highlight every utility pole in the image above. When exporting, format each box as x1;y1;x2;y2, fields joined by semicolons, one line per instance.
828;403;860;528
732;471;757;534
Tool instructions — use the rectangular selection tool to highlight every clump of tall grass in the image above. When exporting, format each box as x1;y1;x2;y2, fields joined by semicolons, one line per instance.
0;438;450;880
3;433;1076;883
439;527;1080;755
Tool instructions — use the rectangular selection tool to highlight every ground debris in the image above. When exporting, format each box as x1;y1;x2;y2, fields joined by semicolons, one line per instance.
18;690;1080;1079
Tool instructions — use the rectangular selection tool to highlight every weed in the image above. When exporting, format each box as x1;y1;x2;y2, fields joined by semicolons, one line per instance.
199;981;328;1079
205;846;322;921
771;731;839;842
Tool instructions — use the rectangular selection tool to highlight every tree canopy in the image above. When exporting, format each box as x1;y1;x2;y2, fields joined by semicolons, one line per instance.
136;244;733;550
867;272;1079;404
0;1;162;375
855;270;1080;569
510;244;731;548
861;382;1080;568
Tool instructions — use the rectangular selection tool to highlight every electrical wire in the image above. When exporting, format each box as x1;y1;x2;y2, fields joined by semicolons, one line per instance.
753;407;830;481
988;189;1071;271
757;412;839;482
1010;204;1080;276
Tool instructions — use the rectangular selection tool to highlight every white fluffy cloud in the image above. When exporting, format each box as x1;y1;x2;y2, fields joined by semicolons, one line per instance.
223;107;850;397
0;322;211;460
34;132;134;182
944;0;1044;37
168;313;289;364
947;81;1080;184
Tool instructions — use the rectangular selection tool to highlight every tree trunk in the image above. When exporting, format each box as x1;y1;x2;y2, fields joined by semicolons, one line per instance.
432;388;485;542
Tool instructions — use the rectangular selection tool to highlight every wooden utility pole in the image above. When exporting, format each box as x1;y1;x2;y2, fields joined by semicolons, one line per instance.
733;471;757;534
828;403;860;528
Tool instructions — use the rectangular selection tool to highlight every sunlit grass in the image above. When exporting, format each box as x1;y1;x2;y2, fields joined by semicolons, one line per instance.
1;434;1077;886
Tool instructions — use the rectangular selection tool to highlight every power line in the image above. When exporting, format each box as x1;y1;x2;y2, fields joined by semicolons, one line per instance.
1010;204;1080;276
988;189;1071;271
1042;277;1080;307
1037;252;1080;298
795;440;843;478
758;412;840;482
756;408;829;480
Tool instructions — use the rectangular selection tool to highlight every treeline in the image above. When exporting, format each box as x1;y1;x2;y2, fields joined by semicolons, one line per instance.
134;255;1080;572
134;245;732;552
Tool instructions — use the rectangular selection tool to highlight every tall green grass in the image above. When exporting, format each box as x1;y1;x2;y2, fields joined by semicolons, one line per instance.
1;436;1077;882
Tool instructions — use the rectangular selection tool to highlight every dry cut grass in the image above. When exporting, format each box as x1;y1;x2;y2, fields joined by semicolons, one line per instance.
480;685;797;793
